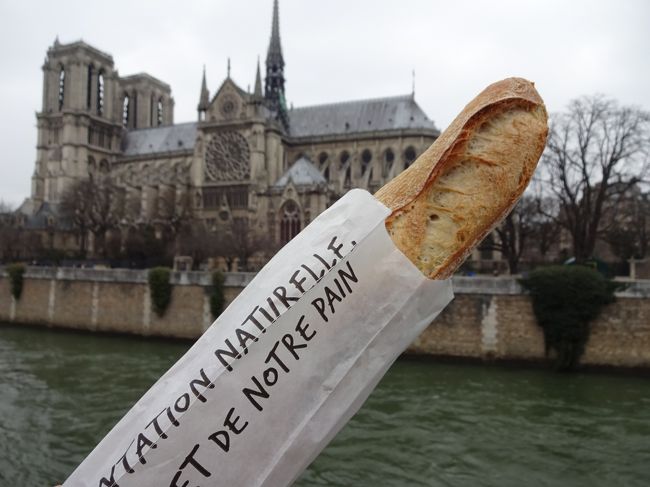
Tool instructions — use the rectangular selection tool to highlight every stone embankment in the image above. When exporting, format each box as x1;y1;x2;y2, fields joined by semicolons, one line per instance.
1;268;649;368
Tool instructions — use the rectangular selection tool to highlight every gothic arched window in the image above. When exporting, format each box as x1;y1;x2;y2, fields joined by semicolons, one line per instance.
157;98;163;126
339;151;350;168
344;165;352;187
58;66;65;110
99;159;110;174
87;65;94;109
122;95;130;127
361;149;372;175
87;156;96;175
319;152;329;180
383;148;395;177
280;200;301;243
404;146;417;168
150;94;155;126
132;92;138;128
97;71;105;116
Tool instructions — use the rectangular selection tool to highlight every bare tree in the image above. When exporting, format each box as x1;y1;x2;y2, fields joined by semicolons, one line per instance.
220;217;276;271
530;196;562;261
156;186;195;249
0;202;46;262
0;201;17;261
1;227;43;262
59;180;92;256
604;189;649;261
480;196;537;274
59;176;123;257
0;200;12;213
541;95;650;263
176;222;222;267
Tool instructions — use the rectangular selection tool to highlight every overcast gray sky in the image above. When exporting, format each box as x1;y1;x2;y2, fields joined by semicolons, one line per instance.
1;0;649;207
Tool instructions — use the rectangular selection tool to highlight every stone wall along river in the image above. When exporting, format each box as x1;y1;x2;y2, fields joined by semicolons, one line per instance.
1;269;650;368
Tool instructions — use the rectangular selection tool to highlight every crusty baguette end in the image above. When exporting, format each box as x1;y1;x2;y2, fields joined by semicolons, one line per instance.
375;77;548;279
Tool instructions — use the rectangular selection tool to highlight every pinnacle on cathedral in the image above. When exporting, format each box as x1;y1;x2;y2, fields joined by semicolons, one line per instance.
254;57;263;98
265;0;289;130
198;66;210;114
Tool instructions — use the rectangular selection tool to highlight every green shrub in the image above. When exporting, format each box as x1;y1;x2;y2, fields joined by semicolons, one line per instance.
520;265;617;371
148;267;172;317
6;263;26;300
210;271;225;319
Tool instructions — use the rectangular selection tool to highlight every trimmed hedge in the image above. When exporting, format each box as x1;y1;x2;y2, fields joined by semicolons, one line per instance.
520;265;616;371
210;271;225;319
148;267;172;317
6;263;26;300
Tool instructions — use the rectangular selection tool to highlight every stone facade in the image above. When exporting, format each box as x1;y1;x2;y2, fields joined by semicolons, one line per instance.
23;0;439;253
32;41;174;205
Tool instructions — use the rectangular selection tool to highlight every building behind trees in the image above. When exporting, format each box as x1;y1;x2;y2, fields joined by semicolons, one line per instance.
17;0;440;270
10;1;649;275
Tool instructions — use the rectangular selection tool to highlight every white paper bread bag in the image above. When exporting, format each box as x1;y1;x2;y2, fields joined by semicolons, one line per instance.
64;76;549;487
63;189;454;487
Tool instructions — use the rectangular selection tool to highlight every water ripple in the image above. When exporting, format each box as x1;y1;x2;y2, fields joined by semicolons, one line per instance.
1;325;649;486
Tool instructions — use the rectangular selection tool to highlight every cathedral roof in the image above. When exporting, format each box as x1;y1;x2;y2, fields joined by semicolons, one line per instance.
49;40;114;64
288;95;438;138
274;156;326;187
120;73;171;91
21;201;71;230
121;122;197;156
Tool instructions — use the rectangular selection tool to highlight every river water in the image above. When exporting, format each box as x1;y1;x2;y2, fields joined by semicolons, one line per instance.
1;324;649;487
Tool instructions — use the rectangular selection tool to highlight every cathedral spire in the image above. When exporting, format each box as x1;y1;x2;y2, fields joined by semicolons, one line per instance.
265;0;288;129
254;57;263;98
198;65;210;118
267;0;283;62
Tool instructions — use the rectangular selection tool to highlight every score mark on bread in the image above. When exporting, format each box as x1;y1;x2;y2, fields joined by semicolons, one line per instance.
375;77;548;279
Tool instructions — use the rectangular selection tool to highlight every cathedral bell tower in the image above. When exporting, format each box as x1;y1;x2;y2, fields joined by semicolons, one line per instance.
32;39;121;205
264;0;289;130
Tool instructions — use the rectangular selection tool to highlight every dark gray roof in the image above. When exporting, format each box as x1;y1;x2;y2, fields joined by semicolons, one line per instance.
22;202;72;231
288;95;437;138
51;40;114;63
274;156;326;187
121;122;197;157
16;198;37;216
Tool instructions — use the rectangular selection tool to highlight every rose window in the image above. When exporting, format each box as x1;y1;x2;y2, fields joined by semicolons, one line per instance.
204;131;250;182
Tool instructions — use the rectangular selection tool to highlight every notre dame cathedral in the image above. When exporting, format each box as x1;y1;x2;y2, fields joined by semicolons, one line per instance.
25;0;438;262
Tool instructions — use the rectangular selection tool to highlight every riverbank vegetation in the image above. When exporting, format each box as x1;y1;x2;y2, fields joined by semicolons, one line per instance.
521;265;617;371
6;263;25;300
210;271;225;319
148;267;172;317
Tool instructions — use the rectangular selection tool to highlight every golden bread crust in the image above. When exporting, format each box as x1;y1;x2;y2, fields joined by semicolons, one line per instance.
375;77;548;279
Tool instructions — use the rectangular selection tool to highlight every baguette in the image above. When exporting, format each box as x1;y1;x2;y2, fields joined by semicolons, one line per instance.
375;77;548;279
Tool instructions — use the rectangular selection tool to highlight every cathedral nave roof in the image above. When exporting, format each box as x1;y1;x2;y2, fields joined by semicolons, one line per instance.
288;95;437;138
121;122;197;157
